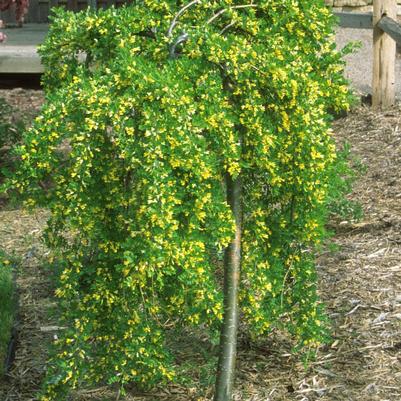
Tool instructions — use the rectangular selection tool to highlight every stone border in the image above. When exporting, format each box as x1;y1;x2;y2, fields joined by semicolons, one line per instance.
325;0;401;15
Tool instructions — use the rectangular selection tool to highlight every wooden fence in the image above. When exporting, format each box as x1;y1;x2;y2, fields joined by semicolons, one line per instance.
336;0;401;108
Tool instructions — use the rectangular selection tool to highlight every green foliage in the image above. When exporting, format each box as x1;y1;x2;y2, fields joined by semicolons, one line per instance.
0;97;26;193
4;0;353;398
326;142;364;222
0;250;16;375
0;98;14;149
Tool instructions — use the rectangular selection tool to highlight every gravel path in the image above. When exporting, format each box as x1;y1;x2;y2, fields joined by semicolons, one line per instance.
336;27;401;99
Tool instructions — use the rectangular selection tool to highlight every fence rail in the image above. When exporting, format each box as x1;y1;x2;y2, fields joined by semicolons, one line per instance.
334;11;373;29
377;15;401;44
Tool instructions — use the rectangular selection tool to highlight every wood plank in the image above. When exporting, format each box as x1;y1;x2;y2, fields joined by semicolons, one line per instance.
0;24;47;72
67;0;78;11
0;53;43;73
377;15;401;45
27;0;40;24
87;0;97;10
334;11;373;29
40;3;51;23
1;8;16;25
372;0;396;109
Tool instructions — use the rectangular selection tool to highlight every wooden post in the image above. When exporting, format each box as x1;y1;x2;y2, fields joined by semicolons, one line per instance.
372;0;397;109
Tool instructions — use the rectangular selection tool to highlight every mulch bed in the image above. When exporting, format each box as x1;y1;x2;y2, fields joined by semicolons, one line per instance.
0;89;44;120
0;91;400;401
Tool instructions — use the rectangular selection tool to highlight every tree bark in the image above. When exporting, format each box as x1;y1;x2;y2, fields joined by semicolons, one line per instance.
214;173;242;401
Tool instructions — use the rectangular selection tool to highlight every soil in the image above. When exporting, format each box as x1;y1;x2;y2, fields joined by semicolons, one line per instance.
0;91;400;401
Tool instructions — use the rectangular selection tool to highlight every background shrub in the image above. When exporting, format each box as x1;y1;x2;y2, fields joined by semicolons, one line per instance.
0;97;26;198
0;251;17;376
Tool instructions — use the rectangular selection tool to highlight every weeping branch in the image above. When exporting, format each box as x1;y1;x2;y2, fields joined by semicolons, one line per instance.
167;0;201;37
220;21;237;35
206;3;257;25
169;32;190;58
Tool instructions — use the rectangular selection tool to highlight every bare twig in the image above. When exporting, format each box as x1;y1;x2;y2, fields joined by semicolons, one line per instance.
220;21;236;35
169;32;189;59
345;304;362;315
249;64;267;76
167;0;201;38
207;3;257;25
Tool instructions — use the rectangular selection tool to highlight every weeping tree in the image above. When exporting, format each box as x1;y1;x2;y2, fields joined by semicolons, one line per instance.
5;1;352;400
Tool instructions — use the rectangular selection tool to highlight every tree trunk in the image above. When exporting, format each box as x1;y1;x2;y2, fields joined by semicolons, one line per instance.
214;173;242;401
